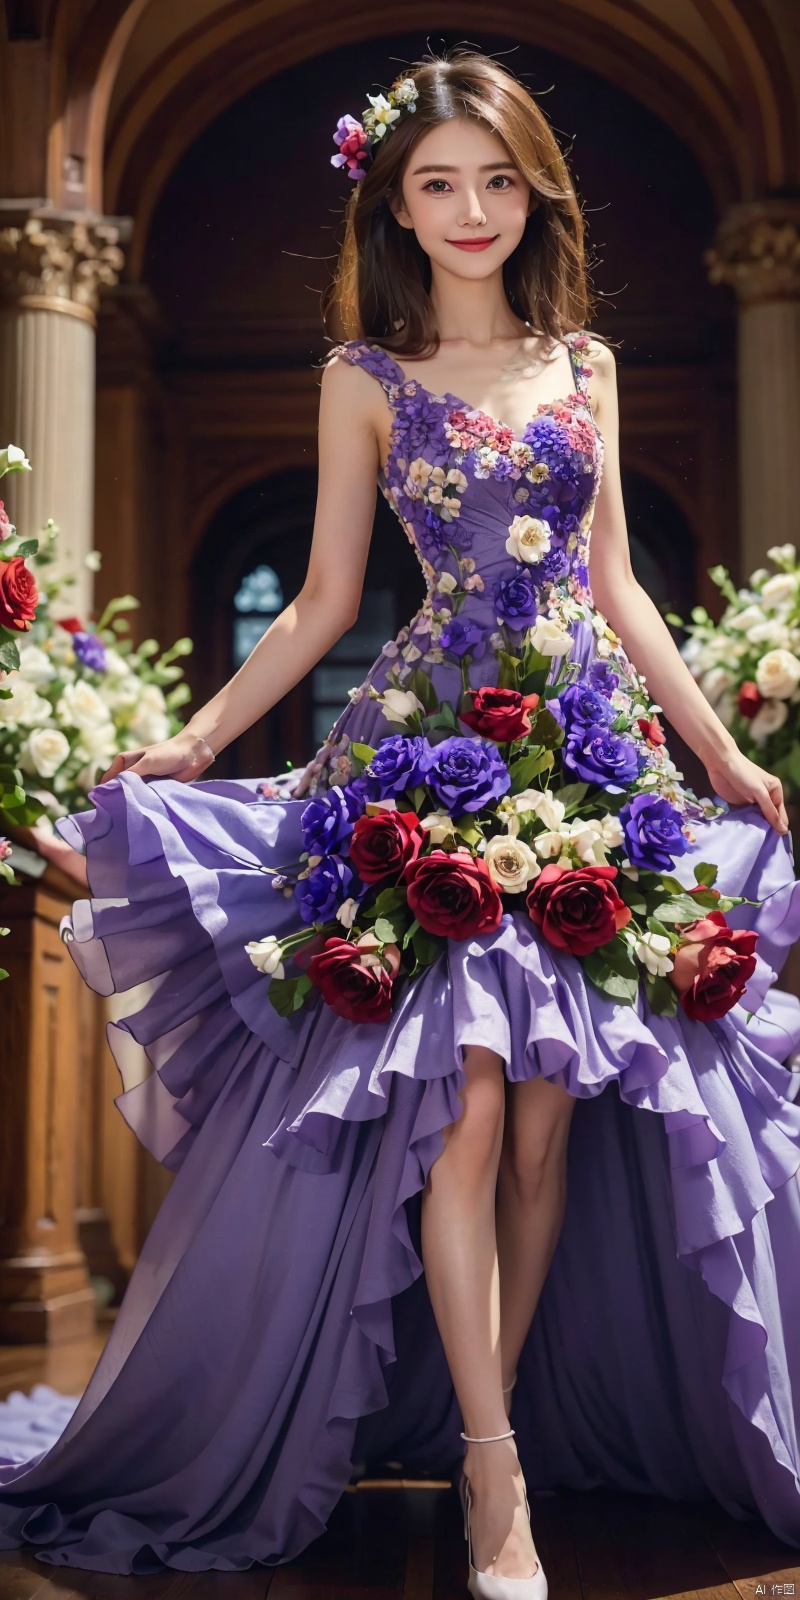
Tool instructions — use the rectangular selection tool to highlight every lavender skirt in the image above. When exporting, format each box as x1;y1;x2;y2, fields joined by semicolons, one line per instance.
0;769;799;1574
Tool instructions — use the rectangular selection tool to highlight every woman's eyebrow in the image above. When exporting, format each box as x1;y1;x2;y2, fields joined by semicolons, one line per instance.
411;162;519;175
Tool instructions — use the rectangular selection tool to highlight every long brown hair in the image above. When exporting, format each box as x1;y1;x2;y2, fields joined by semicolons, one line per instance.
322;48;601;358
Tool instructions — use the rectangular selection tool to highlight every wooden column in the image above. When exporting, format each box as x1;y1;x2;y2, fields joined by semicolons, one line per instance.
0;860;96;1342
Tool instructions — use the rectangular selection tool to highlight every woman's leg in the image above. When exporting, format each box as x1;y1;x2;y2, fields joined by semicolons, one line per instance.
495;1074;577;1386
420;1045;540;1580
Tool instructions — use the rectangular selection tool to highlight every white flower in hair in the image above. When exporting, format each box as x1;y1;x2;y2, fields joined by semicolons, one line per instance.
392;78;419;108
366;94;401;138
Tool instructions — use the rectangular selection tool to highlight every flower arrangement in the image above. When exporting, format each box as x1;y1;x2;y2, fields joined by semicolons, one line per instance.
674;543;800;798
331;75;418;180
0;505;194;838
246;631;758;1029
0;444;42;979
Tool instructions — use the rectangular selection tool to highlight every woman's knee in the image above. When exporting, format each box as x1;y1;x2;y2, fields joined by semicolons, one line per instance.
435;1044;506;1175
499;1075;575;1201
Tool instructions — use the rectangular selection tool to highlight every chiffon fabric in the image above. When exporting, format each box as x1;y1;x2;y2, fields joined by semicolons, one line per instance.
0;332;799;1574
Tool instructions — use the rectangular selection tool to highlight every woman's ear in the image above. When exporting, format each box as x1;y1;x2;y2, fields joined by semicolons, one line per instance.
526;193;540;217
388;190;415;231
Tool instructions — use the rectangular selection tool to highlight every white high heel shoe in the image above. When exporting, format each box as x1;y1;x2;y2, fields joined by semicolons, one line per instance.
457;1412;547;1599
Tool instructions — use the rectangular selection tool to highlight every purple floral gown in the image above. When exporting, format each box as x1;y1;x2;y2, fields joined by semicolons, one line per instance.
1;331;800;1575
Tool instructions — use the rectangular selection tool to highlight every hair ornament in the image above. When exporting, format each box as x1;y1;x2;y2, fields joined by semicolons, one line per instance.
331;77;418;181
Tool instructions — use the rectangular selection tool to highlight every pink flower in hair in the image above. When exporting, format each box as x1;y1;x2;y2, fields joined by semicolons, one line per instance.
331;115;370;180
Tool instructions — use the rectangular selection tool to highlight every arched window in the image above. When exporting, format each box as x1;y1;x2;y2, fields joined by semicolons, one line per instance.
232;564;284;669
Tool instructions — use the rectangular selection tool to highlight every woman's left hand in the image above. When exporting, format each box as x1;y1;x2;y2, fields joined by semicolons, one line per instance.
704;745;789;835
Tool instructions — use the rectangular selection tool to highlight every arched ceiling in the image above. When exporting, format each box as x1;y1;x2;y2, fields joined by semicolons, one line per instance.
11;0;798;253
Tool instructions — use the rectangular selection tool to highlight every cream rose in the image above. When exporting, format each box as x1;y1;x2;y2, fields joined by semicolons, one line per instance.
484;833;540;893
380;687;425;724
244;935;285;979
57;678;112;731
16;644;56;684
755;648;800;700
761;572;797;607
749;699;789;743
0;675;51;727
18;726;71;778
505;515;552;564
528;616;573;657
634;931;673;977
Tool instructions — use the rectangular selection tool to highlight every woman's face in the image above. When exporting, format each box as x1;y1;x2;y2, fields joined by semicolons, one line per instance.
390;116;535;280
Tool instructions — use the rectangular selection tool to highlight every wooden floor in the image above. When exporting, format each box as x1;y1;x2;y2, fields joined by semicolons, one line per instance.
0;1324;798;1600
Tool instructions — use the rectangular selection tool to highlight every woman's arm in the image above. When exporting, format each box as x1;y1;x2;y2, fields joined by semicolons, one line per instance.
101;355;382;783
586;342;788;835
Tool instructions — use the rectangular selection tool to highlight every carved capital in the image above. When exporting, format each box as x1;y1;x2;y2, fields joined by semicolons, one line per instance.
704;199;800;305
0;213;129;324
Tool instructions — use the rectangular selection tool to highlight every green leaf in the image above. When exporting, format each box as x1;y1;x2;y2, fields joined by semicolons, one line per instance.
374;912;410;944
12;539;38;558
402;918;420;949
407;668;439;713
644;973;678;1016
655;895;710;925
496;650;521;690
528;708;564;748
693;861;719;888
0;640;20;672
509;747;551;792
646;914;670;939
411;924;444;968
583;951;640;1005
352;742;377;766
555;781;590;812
597;936;639;981
267;974;313;1017
407;785;428;812
453;815;482;847
663;612;684;627
619;880;647;914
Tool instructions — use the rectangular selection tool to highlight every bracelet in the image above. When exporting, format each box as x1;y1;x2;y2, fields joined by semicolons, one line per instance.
191;734;216;764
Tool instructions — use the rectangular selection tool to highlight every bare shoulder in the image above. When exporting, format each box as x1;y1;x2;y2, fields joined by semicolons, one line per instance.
583;336;617;381
319;346;380;419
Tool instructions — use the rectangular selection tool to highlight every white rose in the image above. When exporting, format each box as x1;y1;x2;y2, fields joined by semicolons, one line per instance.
484;833;540;893
244;935;285;978
380;687;425;724
75;722;119;762
600;812;625;849
634;931;673;977
436;573;458;594
699;666;733;705
766;544;796;567
505;515;552;564
16;644;56;684
18;726;71;778
761;573;797;607
419;810;457;844
102;646;133;679
528;616;573;657
99;674;141;712
534;828;566;860
0;674;51;727
729;603;768;633
755;648;800;700
128;684;170;745
749;699;788;744
748;620;791;649
57;678;112;731
525;791;566;830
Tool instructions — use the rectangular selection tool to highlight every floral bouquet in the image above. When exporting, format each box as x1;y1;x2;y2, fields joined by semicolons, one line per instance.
672;544;800;799
246;629;759;1028
0;504;194;833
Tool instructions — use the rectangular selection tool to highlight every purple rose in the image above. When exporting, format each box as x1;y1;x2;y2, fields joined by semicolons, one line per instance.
427;735;511;813
563;724;642;790
295;854;358;924
586;660;619;696
494;568;539;627
301;785;365;855
438;616;487;660
556;682;616;733
363;734;434;799
619;794;689;872
73;631;107;672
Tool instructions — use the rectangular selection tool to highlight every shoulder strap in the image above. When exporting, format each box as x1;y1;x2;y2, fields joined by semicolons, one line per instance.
564;330;593;397
325;339;405;394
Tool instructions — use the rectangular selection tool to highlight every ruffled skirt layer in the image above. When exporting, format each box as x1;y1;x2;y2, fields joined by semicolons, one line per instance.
0;769;798;1573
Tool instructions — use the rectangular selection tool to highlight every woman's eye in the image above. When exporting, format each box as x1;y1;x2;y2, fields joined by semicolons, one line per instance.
423;179;451;194
488;175;513;189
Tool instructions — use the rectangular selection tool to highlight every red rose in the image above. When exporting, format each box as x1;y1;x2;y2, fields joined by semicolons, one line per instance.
460;687;540;743
0;502;11;541
738;681;763;719
0;556;39;632
308;933;401;1023
57;616;85;634
637;713;666;746
404;848;503;939
349;810;423;885
526;862;631;957
669;911;758;1022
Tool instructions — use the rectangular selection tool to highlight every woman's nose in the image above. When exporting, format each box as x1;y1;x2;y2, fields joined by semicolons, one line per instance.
458;190;487;227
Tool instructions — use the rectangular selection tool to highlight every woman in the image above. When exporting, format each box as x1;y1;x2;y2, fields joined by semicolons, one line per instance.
1;49;799;1597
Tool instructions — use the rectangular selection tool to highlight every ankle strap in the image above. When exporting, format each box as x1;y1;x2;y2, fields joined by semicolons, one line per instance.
460;1427;516;1442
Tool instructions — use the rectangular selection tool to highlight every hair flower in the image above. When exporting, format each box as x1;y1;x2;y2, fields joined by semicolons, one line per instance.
330;77;418;181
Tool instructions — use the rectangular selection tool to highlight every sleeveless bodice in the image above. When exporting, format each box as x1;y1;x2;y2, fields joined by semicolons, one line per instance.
334;333;603;640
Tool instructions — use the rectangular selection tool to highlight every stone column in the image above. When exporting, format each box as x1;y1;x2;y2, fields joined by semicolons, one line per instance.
705;199;800;581
0;208;128;617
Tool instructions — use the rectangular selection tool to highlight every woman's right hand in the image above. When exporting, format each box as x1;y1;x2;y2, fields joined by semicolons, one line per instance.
98;729;217;786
